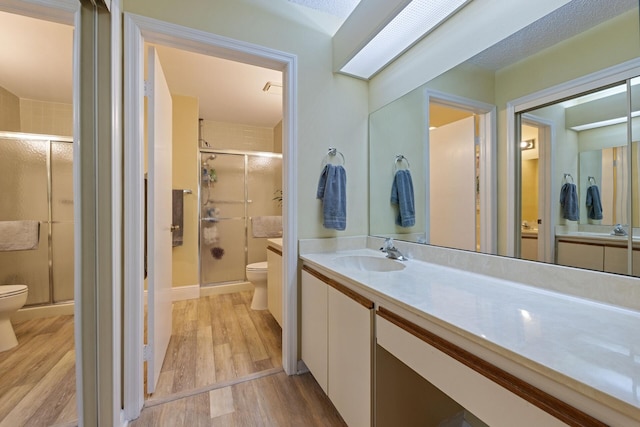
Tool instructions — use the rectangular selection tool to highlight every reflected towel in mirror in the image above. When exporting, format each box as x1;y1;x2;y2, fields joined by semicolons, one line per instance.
391;169;415;227
586;185;603;220
560;183;579;221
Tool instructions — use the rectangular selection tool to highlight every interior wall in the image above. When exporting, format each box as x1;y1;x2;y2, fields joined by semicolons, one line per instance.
123;0;370;240
20;99;73;136
202;119;275;152
172;94;199;288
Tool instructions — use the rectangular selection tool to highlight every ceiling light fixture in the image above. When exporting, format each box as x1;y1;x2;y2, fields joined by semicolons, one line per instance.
520;139;535;150
340;0;472;79
263;81;282;95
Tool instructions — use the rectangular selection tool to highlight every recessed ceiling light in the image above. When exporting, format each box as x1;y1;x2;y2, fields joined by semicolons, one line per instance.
340;0;471;79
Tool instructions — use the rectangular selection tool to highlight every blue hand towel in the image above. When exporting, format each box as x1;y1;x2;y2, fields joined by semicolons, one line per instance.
390;169;415;227
586;185;603;220
316;164;347;230
560;183;579;221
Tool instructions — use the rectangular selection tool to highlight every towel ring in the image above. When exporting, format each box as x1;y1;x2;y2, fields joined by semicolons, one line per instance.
394;154;410;171
563;173;574;183
323;147;345;166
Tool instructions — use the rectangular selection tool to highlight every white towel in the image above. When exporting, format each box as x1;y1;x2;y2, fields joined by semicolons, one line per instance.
251;216;282;238
0;221;40;251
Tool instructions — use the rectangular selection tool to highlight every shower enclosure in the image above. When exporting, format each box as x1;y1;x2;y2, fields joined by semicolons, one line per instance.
0;132;74;306
200;149;282;286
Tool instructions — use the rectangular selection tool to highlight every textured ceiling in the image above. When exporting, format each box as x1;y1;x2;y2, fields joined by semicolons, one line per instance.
468;0;638;71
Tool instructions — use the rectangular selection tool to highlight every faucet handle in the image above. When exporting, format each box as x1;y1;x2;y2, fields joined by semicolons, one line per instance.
381;237;394;251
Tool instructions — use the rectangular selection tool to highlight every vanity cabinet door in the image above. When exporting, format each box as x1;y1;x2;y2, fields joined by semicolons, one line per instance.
328;286;373;427
301;269;328;393
556;241;604;271
267;246;283;327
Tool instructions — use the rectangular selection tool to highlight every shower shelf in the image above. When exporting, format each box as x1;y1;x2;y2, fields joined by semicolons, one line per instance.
208;199;252;204
201;217;245;222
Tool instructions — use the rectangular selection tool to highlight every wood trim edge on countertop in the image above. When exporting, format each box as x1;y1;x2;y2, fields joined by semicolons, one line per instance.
267;245;283;256
377;306;607;427
302;264;374;310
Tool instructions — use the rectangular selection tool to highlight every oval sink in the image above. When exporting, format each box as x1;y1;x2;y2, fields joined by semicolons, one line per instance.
333;255;406;272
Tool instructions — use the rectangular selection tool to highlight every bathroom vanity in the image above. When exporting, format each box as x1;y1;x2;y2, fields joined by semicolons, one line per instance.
266;238;283;327
299;237;640;427
555;231;640;275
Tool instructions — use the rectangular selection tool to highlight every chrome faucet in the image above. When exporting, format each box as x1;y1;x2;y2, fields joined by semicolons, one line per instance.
612;224;628;236
380;238;407;261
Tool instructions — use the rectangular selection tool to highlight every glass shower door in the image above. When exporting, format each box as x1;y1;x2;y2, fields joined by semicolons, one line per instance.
51;141;74;302
0;137;50;305
200;153;247;285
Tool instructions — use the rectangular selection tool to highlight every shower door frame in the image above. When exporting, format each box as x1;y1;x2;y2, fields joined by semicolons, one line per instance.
0;131;74;307
199;148;283;287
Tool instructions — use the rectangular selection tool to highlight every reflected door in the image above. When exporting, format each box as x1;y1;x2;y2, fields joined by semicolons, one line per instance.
429;116;476;251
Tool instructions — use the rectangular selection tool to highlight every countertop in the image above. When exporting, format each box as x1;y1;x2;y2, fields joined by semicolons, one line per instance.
556;231;640;245
267;237;282;251
300;248;640;421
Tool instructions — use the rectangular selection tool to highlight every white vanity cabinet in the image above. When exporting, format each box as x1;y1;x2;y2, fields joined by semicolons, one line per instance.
376;308;585;427
301;265;374;427
266;245;283;327
556;240;604;271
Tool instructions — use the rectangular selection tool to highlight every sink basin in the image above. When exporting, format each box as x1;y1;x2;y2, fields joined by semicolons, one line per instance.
333;255;406;272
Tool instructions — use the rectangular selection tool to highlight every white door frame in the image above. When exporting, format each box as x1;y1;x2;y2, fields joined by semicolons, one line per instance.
506;57;640;257
123;13;298;419
425;89;497;254
520;114;555;263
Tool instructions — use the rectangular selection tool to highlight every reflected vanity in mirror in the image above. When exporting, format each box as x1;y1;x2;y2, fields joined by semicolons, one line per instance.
369;0;640;277
517;79;640;275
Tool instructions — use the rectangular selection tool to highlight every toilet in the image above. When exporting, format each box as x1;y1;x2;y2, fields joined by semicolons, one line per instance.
0;285;28;352
246;262;268;310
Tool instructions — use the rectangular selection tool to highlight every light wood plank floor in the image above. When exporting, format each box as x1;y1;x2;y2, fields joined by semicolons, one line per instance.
150;291;283;399
0;291;345;426
132;370;347;426
0;314;77;427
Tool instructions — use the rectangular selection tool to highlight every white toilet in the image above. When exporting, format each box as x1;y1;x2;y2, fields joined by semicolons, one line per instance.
246;262;268;310
0;285;28;352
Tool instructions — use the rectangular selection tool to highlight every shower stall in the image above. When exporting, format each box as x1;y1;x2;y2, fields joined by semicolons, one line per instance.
0;132;74;306
200;149;282;286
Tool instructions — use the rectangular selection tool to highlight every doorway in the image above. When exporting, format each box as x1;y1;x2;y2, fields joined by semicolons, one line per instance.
124;13;298;419
426;90;497;254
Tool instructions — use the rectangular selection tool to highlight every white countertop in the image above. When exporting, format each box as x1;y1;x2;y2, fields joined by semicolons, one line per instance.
300;248;640;420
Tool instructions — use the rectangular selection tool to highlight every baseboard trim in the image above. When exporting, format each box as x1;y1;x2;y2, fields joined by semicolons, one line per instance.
199;282;253;296
13;301;75;322
143;284;201;305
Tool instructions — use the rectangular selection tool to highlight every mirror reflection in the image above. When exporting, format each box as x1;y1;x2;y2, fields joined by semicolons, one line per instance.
369;0;640;276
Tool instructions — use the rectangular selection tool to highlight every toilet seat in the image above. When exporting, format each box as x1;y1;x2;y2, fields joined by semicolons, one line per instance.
246;261;268;271
0;285;28;299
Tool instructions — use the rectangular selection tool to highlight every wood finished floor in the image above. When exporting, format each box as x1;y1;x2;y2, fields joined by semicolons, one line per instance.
132;370;346;426
0;291;345;426
150;291;283;399
0;314;77;427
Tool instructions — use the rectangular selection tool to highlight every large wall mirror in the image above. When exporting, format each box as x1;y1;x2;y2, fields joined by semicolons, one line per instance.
369;0;640;276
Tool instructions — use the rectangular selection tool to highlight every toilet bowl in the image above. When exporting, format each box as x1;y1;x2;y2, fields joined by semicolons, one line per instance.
0;285;28;352
246;262;268;310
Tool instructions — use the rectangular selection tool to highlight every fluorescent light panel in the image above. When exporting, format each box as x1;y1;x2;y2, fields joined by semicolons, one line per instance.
340;0;470;79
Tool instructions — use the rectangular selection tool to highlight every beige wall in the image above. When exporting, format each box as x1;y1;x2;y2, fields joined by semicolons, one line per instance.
20;99;73;136
123;0;370;240
0;85;20;132
172;95;200;288
202;120;274;152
